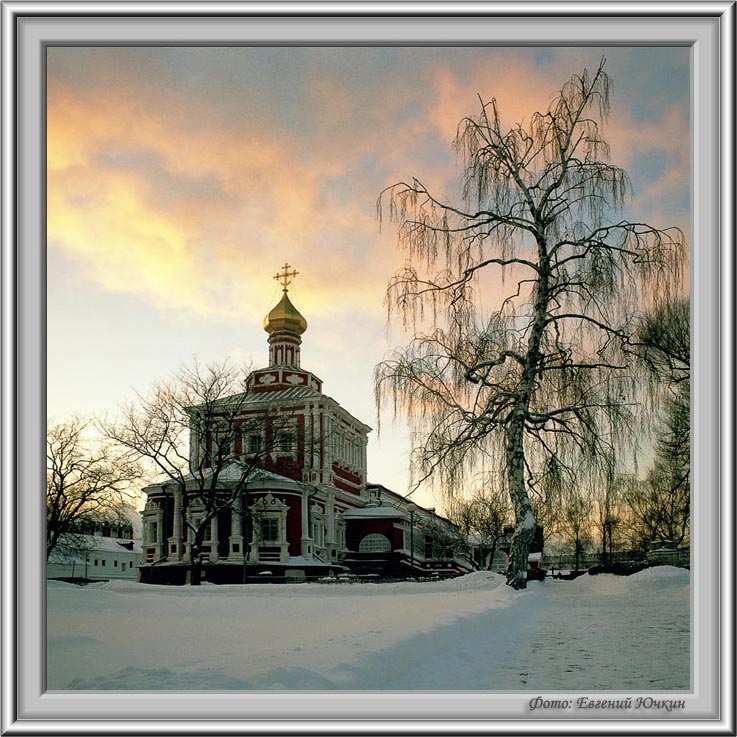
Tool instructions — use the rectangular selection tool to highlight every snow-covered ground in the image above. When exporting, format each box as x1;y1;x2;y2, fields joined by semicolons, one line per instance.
46;567;690;690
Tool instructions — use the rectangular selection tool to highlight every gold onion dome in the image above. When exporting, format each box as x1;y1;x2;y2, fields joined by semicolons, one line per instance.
263;291;308;335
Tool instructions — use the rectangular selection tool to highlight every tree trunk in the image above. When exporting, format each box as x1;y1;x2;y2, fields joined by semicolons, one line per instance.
601;526;608;565
505;417;535;589
189;528;207;586
504;237;548;590
488;540;497;571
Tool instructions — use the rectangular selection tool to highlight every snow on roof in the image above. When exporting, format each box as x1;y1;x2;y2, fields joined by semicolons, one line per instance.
49;535;143;562
216;465;297;484
146;463;300;491
342;506;407;520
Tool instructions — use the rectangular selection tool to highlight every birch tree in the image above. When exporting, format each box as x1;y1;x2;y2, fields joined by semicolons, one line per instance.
375;60;684;588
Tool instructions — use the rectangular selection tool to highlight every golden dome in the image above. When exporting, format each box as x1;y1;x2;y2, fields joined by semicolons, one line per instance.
263;291;308;335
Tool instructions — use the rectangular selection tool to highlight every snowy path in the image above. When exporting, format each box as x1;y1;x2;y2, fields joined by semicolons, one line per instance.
320;569;689;690
505;571;690;690
46;568;689;691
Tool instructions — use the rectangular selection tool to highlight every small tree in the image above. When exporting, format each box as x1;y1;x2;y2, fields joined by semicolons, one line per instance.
629;296;690;549
623;450;689;552
558;478;594;571
590;471;633;564
446;488;511;570
376;60;684;588
47;418;140;559
104;359;295;585
423;518;471;564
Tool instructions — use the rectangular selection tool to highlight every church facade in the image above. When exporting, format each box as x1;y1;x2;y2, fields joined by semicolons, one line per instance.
138;266;473;584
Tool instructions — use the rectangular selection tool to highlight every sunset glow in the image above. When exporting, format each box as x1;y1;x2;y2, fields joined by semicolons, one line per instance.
47;46;690;508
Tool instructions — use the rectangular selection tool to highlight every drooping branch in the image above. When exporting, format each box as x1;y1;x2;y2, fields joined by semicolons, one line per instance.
375;59;687;589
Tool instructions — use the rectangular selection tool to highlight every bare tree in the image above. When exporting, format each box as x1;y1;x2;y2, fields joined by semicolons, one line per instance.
447;488;511;570
375;60;684;588
558;476;594;572
635;297;689;387
104;359;295;585
622;396;690;552
622;468;689;552
628;295;690;549
47;418;140;559
590;471;634;565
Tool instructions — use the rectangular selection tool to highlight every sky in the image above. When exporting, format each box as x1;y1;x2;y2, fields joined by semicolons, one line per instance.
46;46;690;510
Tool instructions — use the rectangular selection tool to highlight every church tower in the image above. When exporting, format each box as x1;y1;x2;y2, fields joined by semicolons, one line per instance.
263;263;307;368
246;263;322;394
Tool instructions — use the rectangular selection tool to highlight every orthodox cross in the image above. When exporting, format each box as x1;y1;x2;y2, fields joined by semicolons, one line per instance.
274;263;299;292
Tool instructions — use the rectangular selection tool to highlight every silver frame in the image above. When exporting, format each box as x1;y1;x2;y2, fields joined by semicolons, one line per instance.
1;2;734;735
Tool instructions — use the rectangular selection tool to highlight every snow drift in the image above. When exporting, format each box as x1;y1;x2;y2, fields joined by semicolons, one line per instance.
47;568;689;691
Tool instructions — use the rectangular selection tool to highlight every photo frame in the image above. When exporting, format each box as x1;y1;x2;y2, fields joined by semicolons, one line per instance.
1;2;733;734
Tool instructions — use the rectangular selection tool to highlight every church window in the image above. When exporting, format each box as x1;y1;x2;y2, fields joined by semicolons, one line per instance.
260;518;279;542
359;534;391;553
248;434;262;454
276;431;294;454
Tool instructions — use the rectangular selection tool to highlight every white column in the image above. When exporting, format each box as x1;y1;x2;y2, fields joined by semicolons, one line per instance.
229;497;244;561
360;436;369;494
142;519;150;546
184;510;196;560
326;493;336;544
209;515;219;562
310;404;320;482
168;490;183;560
300;491;313;557
190;429;200;468
322;413;333;485
305;404;315;482
155;506;164;560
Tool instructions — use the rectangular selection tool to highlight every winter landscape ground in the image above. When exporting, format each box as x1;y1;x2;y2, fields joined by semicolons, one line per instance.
47;567;689;691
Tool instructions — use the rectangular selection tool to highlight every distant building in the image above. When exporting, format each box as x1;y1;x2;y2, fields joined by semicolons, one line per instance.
138;265;473;584
47;523;143;582
466;525;545;575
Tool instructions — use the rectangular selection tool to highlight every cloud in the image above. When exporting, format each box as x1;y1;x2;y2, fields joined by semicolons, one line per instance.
47;46;690;329
47;79;398;321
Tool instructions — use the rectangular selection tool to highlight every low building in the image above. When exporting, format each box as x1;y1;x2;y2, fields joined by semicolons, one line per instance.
47;534;143;581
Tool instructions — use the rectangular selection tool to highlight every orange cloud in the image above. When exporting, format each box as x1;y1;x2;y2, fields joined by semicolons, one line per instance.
47;80;403;322
47;49;689;331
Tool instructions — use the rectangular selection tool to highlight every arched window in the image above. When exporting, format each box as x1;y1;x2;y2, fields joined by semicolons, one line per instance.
359;533;391;553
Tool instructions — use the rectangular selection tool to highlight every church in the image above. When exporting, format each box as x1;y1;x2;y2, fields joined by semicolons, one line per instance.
138;265;474;584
